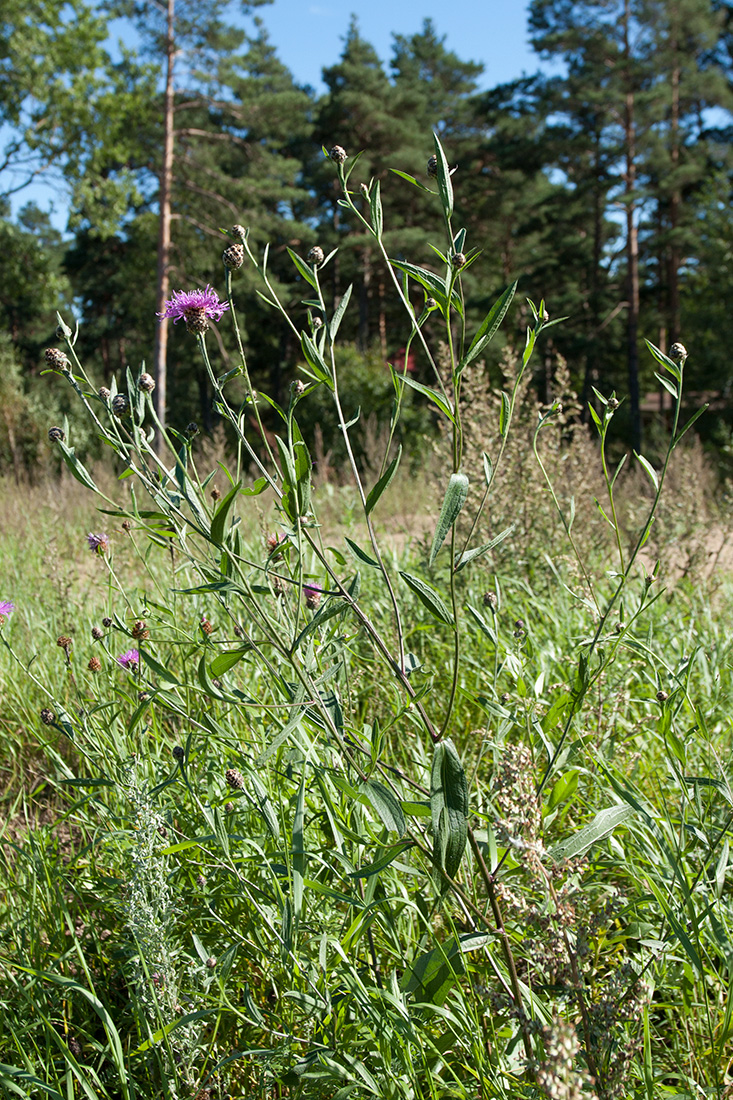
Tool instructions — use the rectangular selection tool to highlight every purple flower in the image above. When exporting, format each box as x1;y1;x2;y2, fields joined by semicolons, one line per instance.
303;584;323;610
157;286;230;325
87;532;110;555
0;600;15;622
116;649;140;670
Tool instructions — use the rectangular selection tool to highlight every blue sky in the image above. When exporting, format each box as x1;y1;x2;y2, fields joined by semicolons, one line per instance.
10;0;540;229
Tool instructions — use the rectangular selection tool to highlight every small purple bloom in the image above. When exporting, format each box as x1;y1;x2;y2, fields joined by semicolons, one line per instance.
303;584;323;610
117;648;140;670
0;600;15;621
157;286;230;325
87;532;110;555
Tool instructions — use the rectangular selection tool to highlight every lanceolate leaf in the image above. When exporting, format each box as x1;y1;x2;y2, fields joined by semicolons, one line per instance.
433;131;453;220
360;780;406;837
365;446;402;515
389;368;455;423
454;524;515;572
390;260;462;315
430;472;469;565
430;739;469;878
209;481;241;545
399;571;454;626
460;281;517;371
549;804;634;863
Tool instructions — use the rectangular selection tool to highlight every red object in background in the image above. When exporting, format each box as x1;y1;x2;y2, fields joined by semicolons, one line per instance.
391;347;416;373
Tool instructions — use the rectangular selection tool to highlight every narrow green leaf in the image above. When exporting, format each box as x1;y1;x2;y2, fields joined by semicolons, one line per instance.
499;392;511;438
369;179;383;238
433;132;453;219
287;247;317;288
390;260;462;315
400;571;454;626
674;403;708;445
430;472;469;565
209;647;250;677
390;368;455;423
365;445;402;514
349;841;413;879
454;524;515;572
360;780;406;837
430;739;469;878
345;536;380;569
389;167;435;194
654;372;679;399
635;453;659;491
249;773;280;838
549;804;634;863
210;481;241;544
292;772;306;937
56;441;98;492
329;283;352;343
461;281;517;370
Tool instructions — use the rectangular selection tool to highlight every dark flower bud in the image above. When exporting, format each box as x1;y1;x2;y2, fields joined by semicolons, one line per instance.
48;426;65;443
425;298;437;310
608;396;619;411
427;154;438;178
91;625;103;640
87;656;101;672
482;591;498;611
312;316;323;329
44;348;69;370
98;387;111;401
656;689;668;702
200;617;214;636
224;801;234;813
669;342;687;361
294;379;306;396
308;245;324;266
102;617;113;628
196;873;206;887
67;1037;82;1059
40;707;55;725
57;635;72;652
121;519;132;532
111;393;128;417
453;252;467;269
329;145;347;164
222;243;244;270
186;422;198;436
206;956;216;969
131;620;150;640
138;372;155;393
211;486;221;502
230;224;247;242
233;624;243;637
172;745;185;761
225;767;245;790
500;693;510;704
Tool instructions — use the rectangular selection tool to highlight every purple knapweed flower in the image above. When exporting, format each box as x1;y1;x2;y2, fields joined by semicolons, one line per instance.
303;584;323;610
0;600;15;623
116;648;140;670
87;532;110;556
157;286;230;335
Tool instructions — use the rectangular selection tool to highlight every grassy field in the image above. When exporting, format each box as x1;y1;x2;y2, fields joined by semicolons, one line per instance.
1;456;733;1100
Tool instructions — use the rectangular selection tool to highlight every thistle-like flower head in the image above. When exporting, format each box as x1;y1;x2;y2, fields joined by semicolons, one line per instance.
117;648;140;670
157;286;230;334
87;532;110;556
0;599;15;622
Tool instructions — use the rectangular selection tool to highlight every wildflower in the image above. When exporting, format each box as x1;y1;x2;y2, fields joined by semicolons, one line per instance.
121;519;132;532
57;635;72;652
206;956;216;969
452;252;467;269
102;616;113;628
88;656;101;672
111;393;128;417
200;616;214;636
0;599;15;624
138;372;155;393
304;584;322;610
87;532;109;556
293;379;306;397
157;285;229;336
427;154;438;178
266;531;286;554
482;591;498;611
40;707;55;725
307;245;324;266
117;648;140;670
225;768;245;790
329;144;347;164
99;386;111;401
222;243;244;270
669;341;687;361
656;689;668;703
48;426;65;443
186;421;198;436
44;348;69;370
131;620;150;640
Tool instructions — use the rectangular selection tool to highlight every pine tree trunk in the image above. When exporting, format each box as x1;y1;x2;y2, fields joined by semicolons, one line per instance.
153;0;176;447
623;0;641;452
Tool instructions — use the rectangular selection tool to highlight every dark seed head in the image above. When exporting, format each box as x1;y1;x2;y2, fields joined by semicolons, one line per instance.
98;387;111;401
57;635;72;652
453;252;467;269
225;767;245;790
329;145;347;164
669;342;687;361
102;617;113;628
138;372;155;393
40;707;55;725
172;745;185;761
307;245;324;266
87;656;101;672
656;689;668;702
427;154;438;178
230;224;247;242
48;426;65;443
44;348;69;370
91;625;103;640
111;393;128;417
222;243;244;270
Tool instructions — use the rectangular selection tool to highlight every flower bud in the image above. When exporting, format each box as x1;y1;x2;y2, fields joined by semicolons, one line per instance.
427;154;438;178
98;387;111;401
225;768;245;790
453;252;467;269
87;656;101;672
669;342;687;361
138;372;155;393
111;393;128;417
425;298;437;310
40;707;55;725
48;426;65;443
172;745;185;761
222;243;244;270
91;625;104;640
308;245;324;266
329;145;347;164
44;348;69;370
230;224;247;242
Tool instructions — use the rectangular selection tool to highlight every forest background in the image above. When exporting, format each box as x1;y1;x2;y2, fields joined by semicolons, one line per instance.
3;0;733;475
